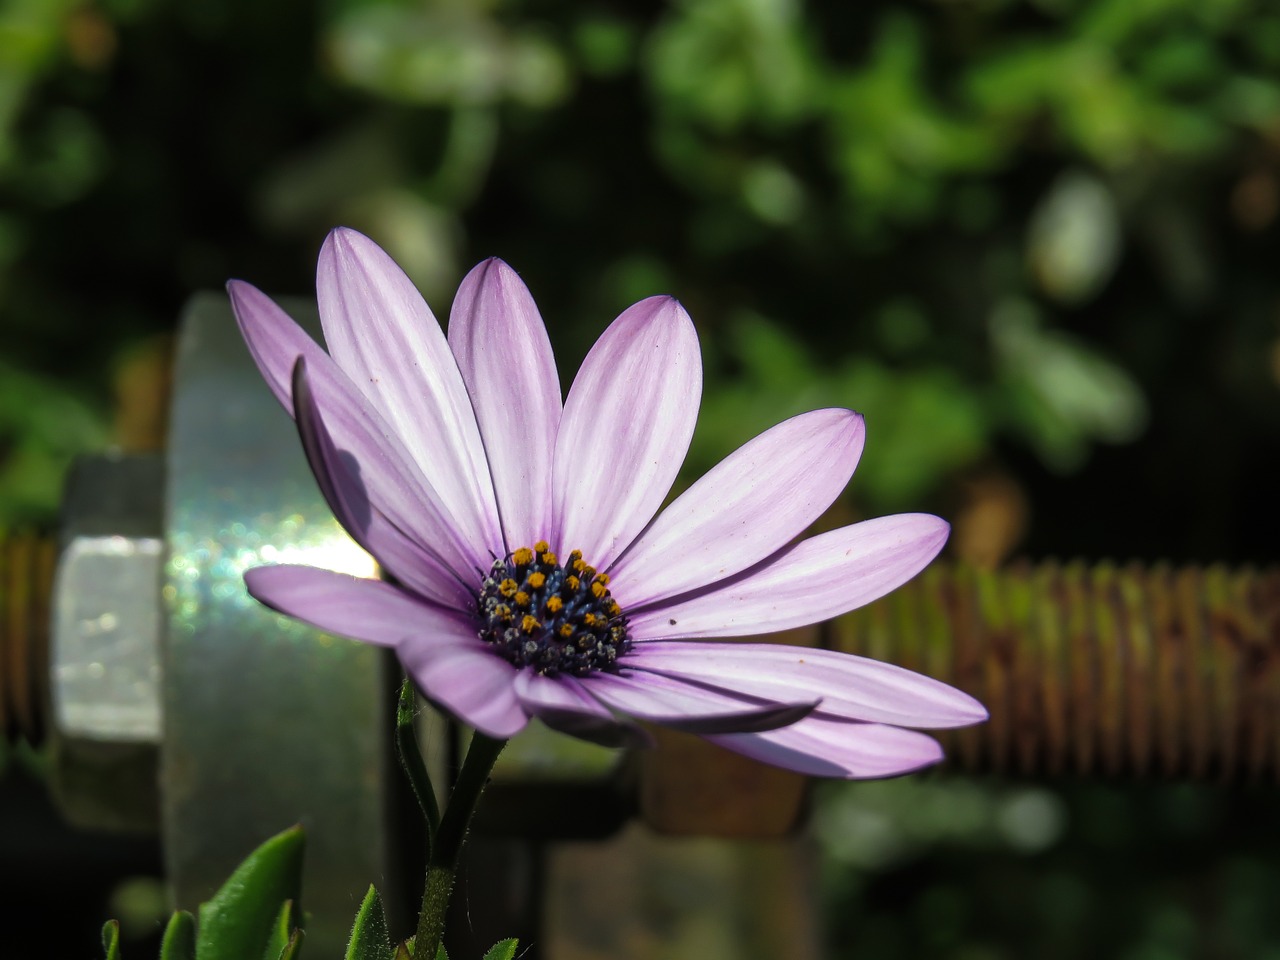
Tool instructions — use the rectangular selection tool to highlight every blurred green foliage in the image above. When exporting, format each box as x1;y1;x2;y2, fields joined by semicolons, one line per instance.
2;0;1279;958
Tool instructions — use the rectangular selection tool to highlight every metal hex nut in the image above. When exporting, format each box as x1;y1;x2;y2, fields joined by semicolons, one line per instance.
48;453;164;832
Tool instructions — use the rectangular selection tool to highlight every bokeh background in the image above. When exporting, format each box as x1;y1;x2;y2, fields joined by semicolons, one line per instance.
2;0;1278;957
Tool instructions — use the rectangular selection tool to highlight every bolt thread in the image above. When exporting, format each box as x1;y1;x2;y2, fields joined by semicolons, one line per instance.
831;560;1280;781
0;531;56;746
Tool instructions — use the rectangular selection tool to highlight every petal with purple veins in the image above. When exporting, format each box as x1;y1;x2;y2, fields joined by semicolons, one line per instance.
512;671;650;748
245;564;473;648
553;296;701;569
706;715;945;779
624;641;987;729
610;409;864;607
317;228;504;561
629;514;950;640
398;640;528;739
228;280;479;578
448;259;561;552
579;670;816;735
291;358;475;612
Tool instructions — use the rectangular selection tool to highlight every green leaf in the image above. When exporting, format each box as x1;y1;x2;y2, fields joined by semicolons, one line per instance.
196;825;306;960
481;939;519;960
160;911;196;960
102;920;122;960
392;940;414;960
433;945;448;960
345;885;393;960
261;900;298;960
277;930;304;960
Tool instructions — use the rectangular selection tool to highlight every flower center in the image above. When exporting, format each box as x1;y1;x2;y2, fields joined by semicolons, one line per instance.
477;541;631;676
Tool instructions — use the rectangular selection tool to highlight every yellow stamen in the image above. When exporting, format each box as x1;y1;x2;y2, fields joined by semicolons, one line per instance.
595;573;611;585
513;547;534;566
591;580;607;599
572;558;586;573
545;596;563;613
541;551;558;566
515;591;530;607
499;578;518;598
606;600;621;616
565;575;580;591
521;615;540;633
583;612;600;627
527;572;546;589
494;604;512;621
558;623;574;638
567;550;583;563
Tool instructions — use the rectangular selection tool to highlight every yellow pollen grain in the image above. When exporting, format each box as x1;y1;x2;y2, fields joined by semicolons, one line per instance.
591;581;607;599
565;575;580;591
606;600;621;616
545;596;563;613
515;591;530;607
583;612;600;627
513;547;534;566
521;615;540;633
568;549;583;563
534;539;550;553
582;566;596;579
527;572;546;589
558;623;574;638
572;558;586;572
499;579;518;598
541;551;558;566
494;604;512;620
595;573;611;585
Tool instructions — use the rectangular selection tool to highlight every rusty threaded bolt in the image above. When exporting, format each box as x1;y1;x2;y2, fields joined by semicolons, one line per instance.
0;531;56;745
830;560;1280;781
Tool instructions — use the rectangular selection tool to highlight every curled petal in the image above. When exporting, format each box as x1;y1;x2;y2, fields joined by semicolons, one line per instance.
449;259;561;552
245;565;471;648
579;670;816;735
610;409;864;607
624;641;987;729
317;228;503;561
291;358;474;612
513;671;650;749
706;716;945;779
554;296;701;569
228;280;478;579
398;640;528;739
629;514;950;640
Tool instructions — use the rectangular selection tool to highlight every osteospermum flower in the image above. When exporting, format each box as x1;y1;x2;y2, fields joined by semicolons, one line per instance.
229;228;986;778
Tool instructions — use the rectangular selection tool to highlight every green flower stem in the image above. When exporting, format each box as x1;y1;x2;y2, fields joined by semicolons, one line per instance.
413;731;507;959
395;679;440;845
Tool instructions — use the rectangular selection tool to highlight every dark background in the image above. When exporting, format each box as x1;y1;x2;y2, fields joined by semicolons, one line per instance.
1;1;1278;957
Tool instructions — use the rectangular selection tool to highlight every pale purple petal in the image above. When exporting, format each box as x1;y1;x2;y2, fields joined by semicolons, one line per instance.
579;670;816;734
629;514;949;640
512;671;650;748
553;296;701;569
316;228;503;560
705;716;945;779
291;358;474;612
398;640;528;739
610;409;865;607
625;641;987;728
448;259;561;552
245;565;472;648
228;280;479;579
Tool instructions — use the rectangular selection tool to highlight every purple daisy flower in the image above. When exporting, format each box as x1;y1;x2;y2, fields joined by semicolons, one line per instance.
229;228;986;779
